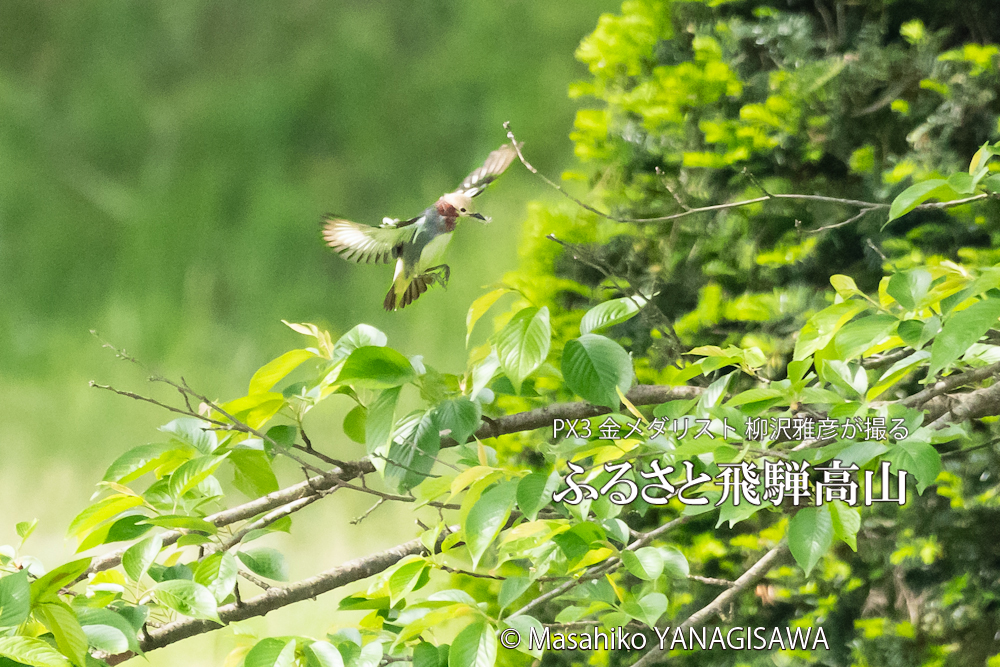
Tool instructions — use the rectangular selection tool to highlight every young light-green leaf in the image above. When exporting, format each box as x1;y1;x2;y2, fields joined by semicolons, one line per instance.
621;547;664;581
0;636;73;667
494;307;550;394
927;297;1000;379
465;481;518;568
337;346;416;389
887;178;947;222
153;580;221;622
249;349;316;394
448;620;496;667
123;534;163;583
466;288;511;346
580;296;646;335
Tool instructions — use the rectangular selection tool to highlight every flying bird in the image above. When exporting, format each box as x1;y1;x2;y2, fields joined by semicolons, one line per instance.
323;144;518;311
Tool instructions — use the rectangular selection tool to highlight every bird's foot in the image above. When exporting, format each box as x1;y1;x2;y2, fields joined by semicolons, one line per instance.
427;265;451;287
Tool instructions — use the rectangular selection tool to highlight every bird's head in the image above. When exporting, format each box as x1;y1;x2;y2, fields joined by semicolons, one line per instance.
439;192;487;221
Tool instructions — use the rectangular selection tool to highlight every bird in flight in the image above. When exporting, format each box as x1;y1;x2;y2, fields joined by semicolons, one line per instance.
322;144;518;311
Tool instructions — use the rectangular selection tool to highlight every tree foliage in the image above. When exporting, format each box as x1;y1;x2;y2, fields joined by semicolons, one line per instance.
4;2;1000;667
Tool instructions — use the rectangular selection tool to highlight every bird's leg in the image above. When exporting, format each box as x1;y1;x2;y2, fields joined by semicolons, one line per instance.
426;265;451;287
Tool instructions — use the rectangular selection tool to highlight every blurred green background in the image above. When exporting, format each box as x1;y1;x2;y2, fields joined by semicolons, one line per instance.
0;1;616;662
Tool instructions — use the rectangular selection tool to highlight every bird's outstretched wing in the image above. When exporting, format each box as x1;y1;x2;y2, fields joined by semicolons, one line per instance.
453;143;520;198
322;217;420;264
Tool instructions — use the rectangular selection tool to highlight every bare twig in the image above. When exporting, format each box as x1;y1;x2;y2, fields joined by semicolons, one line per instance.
503;122;991;229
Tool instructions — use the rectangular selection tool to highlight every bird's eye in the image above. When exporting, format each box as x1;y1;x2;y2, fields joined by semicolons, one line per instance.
460;208;467;212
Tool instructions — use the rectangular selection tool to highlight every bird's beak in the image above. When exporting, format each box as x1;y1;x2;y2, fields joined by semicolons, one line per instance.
470;212;487;221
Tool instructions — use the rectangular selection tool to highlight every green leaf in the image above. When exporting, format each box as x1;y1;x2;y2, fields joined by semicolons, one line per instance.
412;641;445;667
884;441;941;493
828;500;860;551
501;616;543;658
435;398;481;445
834;314;898;360
887;269;932;310
343;405;368;444
77;607;143;655
159;418;219;455
621;547;663;581
830;275;862;299
469;352;500;401
249;349;316;394
927;298;1000;379
448;620;496;667
245;638;296;667
561;334;634;409
122;534;163;583
516;471;559;521
168;453;229;500
194;551;239;602
385;410;441;493
887;178;947;222
266;424;298;448
102;443;176;484
498;576;531;611
153;580;221;622
67;494;144;540
333;324;388;361
659;545;690;578
983;173;1000;194
465;481;518;568
337;346;415;389
35;601;88;667
82;623;130;655
788;505;834;575
0;636;73;667
580;296;646;335
494;307;551;394
30;558;91;604
237;547;288;581
867;350;930;400
304;641;345;667
794;301;866;361
387;558;429;605
366;387;401;455
230;449;280;498
16;520;37;543
0;571;30;627
622;592;667;627
946;171;974;194
466;288;512;345
139;515;217;534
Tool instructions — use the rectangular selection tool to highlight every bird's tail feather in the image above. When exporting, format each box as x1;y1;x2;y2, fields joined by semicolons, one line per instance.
384;272;434;311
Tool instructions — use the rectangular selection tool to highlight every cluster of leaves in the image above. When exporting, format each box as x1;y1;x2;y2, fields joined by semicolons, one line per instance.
5;246;1000;666
511;0;1000;368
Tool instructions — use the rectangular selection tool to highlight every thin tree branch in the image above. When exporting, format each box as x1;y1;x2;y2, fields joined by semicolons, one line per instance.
507;516;691;620
102;530;455;664
78;384;704;583
901;360;1000;408
503;122;991;228
629;543;788;667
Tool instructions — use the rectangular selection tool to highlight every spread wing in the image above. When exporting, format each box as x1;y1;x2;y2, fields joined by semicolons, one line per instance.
453;143;519;198
322;216;420;264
